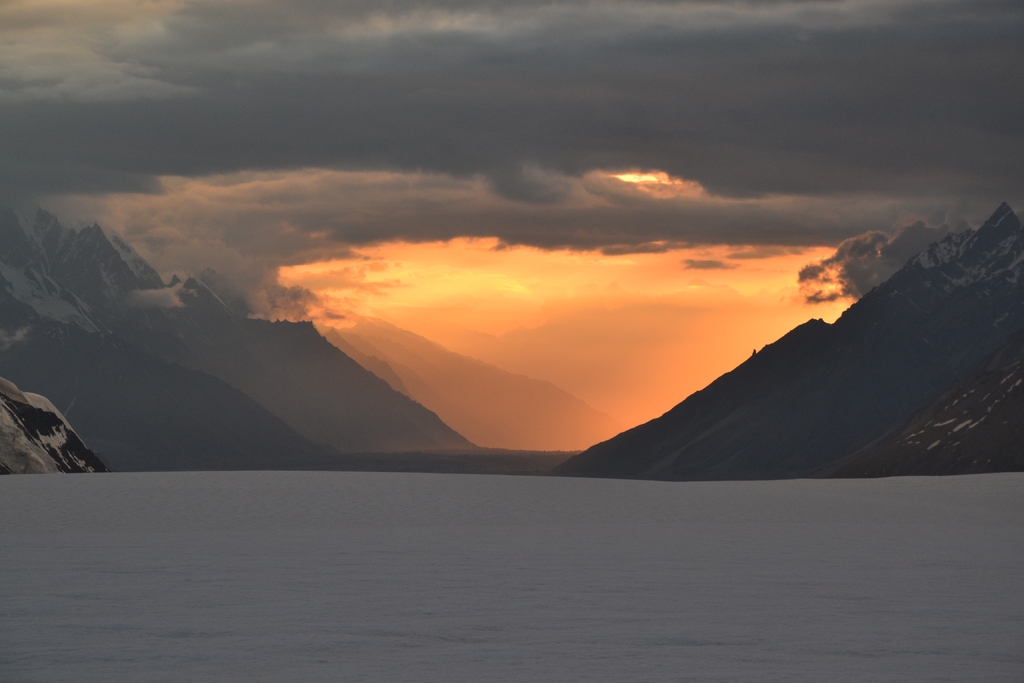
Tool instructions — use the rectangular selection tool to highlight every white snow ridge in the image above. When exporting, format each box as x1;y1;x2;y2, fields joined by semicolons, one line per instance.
0;376;107;474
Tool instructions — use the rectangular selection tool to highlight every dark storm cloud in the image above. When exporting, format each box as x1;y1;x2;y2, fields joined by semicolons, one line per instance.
798;219;961;302
53;167;959;269
2;0;1022;250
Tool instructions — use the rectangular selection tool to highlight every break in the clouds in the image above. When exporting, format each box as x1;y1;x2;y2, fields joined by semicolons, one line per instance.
1;0;1021;253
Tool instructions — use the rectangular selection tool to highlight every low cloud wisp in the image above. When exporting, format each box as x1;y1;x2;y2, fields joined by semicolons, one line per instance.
798;220;959;303
126;284;185;309
0;326;31;351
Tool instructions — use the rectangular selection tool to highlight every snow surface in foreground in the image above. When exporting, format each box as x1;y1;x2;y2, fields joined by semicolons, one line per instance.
1;472;1022;682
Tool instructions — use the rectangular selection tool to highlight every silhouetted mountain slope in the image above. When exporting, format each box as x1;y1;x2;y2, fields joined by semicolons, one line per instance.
0;375;108;474
0;207;470;468
111;279;471;453
326;320;620;450
828;329;1024;477
0;322;332;471
560;203;1024;480
325;330;412;395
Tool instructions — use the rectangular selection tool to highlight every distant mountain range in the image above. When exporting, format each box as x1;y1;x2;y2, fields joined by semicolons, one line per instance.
324;320;619;451
560;203;1024;480
0;207;470;471
0;375;107;474
5;202;1020;478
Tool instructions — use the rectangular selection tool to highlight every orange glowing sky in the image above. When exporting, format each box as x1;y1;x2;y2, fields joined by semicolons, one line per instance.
6;0;1016;451
56;167;862;430
279;236;848;428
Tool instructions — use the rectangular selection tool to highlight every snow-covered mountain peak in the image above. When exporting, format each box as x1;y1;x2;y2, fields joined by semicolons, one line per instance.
105;228;164;283
915;229;975;269
0;209;100;331
915;203;1018;268
29;209;72;259
62;223;166;294
897;203;1023;294
1;206;177;329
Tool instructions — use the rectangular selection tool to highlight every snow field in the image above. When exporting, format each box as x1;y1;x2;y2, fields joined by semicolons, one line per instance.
1;471;1022;682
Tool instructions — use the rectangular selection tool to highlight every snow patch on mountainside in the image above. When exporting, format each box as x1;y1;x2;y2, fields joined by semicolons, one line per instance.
0;404;59;473
916;230;974;269
895;361;1021;452
906;203;1023;292
0;261;99;331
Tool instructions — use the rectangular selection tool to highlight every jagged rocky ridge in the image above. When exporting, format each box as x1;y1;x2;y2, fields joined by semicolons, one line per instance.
559;203;1024;480
0;376;107;474
0;207;470;471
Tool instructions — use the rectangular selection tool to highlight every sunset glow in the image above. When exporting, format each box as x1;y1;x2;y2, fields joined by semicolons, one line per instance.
279;240;848;427
45;163;925;431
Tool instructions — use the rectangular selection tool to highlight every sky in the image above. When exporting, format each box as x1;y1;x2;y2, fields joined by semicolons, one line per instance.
278;236;849;424
2;0;1022;427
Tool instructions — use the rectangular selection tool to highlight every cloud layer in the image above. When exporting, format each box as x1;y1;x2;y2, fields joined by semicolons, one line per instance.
2;1;1021;211
2;0;1020;312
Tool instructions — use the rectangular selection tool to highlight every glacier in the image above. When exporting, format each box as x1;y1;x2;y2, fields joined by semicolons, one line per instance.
1;471;1021;682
